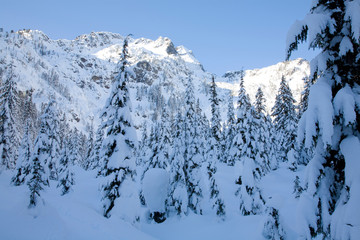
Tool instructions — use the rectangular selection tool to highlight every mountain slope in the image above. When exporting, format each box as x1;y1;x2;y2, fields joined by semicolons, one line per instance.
0;29;309;137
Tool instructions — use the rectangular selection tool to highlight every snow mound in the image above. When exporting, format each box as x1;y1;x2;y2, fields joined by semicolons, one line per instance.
143;168;169;213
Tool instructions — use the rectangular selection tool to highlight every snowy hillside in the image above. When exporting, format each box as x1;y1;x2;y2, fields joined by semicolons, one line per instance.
0;30;308;136
219;59;309;114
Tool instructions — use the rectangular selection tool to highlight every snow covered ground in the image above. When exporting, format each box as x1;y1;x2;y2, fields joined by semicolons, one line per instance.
0;163;302;239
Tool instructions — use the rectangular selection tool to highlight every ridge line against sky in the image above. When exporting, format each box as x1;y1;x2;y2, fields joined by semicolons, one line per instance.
1;0;317;75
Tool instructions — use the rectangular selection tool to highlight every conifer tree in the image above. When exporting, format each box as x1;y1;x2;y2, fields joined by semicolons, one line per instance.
136;123;149;168
298;76;311;118
286;0;360;238
207;155;226;218
223;93;235;165
57;137;75;195
235;107;266;215
27;152;48;208
143;108;172;174
68;128;83;166
262;207;286;240
25;102;60;207
265;115;278;170
84;119;95;170
255;87;266;116
88;126;104;171
43;101;62;181
0;66;21;170
98;36;137;218
293;175;303;199
183;77;203;214
209;76;222;161
205;86;226;217
253;87;271;175
227;71;251;166
12;119;33;186
271;76;297;163
228;76;266;215
21;89;38;144
195;99;208;162
168;111;188;215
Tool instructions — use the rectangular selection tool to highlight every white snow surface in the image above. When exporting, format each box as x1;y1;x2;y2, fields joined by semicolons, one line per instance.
0;162;308;239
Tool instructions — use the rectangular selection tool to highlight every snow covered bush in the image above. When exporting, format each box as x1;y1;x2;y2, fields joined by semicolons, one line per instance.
143;168;169;223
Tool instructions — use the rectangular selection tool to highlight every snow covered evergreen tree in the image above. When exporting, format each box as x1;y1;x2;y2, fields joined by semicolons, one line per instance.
27;152;48;208
183;77;204;214
21;89;38;144
209;76;222;161
57;137;75;195
143;108;172;174
97;36;138;218
227;71;251;166
298;76;311;118
168;111;188;216
88;125;104;171
265;115;278;170
0;66;21;170
207;156;226;218
25;102;61;207
253;87;271;175
255;87;266;116
225;73;266;215
68;128;83;166
195;99;208;159
84;119;95;170
235;107;266;215
206;79;226;218
12;119;33;186
25;101;61;182
287;0;360;238
293;175;303;199
43;101;62;181
136;123;150;168
271;76;297;163
223;93;236;165
262;207;286;240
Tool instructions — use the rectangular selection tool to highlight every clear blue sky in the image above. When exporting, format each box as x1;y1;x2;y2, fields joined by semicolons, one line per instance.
1;0;315;75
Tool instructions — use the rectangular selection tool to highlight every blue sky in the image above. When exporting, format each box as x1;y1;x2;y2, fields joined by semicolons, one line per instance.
1;0;315;75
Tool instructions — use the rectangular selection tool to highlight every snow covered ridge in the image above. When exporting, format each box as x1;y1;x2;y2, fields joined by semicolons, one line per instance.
0;29;308;136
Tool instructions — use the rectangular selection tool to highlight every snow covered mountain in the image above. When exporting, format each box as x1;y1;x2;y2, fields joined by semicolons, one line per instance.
0;29;309;136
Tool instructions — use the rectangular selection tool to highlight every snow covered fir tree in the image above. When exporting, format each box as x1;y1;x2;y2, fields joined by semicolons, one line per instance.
286;0;360;239
0;1;359;238
94;36;138;219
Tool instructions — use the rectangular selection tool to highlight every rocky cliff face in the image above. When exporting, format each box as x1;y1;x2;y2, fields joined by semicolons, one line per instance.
0;29;309;137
